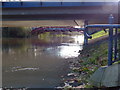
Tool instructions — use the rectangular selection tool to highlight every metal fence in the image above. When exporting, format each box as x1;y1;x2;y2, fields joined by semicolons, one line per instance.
83;14;120;66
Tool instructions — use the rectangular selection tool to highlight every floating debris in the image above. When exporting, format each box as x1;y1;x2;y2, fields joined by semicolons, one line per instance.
67;73;78;77
64;82;72;88
18;68;38;71
5;67;39;72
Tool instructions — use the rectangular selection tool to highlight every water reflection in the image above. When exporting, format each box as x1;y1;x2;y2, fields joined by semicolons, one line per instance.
58;44;82;58
73;35;84;44
2;32;84;88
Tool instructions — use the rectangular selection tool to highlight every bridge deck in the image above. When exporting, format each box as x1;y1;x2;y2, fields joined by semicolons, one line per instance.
1;2;118;8
2;1;119;26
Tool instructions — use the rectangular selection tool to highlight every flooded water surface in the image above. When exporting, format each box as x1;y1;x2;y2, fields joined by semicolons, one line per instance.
2;32;84;88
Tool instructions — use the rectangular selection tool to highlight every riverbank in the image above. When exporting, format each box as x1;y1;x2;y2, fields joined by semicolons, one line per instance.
58;30;120;88
2;27;31;38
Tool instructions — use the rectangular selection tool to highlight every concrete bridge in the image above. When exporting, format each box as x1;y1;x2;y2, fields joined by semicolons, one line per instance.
1;1;119;27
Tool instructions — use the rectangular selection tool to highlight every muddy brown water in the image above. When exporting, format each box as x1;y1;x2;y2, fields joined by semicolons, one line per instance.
2;32;84;88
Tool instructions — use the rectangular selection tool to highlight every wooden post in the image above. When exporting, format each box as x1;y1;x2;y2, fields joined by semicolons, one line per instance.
108;14;114;66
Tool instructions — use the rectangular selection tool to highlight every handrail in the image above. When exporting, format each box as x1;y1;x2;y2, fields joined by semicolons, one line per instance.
83;14;120;66
86;24;120;28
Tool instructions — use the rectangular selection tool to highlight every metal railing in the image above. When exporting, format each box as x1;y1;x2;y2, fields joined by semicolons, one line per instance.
31;15;120;66
83;14;120;66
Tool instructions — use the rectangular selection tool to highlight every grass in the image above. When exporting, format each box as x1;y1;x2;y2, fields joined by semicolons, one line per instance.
69;31;111;88
81;43;108;87
62;29;120;88
74;30;120;88
68;40;109;88
89;30;108;40
90;28;120;40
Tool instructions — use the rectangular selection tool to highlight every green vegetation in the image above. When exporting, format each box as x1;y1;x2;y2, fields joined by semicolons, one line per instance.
118;29;120;32
89;30;108;40
90;29;120;40
38;32;72;38
2;27;31;38
64;39;109;88
2;38;31;53
69;31;120;88
77;41;108;87
118;33;120;62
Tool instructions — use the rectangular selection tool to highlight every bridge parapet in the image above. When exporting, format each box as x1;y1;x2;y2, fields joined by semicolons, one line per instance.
1;1;118;8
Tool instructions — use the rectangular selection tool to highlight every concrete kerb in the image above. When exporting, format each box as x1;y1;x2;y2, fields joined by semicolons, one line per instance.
89;66;107;87
89;64;120;87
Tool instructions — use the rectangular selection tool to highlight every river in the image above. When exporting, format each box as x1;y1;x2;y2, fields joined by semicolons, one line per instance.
2;32;84;88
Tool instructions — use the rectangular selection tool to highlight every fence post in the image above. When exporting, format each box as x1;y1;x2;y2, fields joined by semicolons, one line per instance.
84;20;88;45
114;28;118;61
108;14;114;66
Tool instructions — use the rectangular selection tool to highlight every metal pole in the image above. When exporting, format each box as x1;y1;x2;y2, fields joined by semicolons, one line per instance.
108;14;114;66
84;20;88;45
40;0;42;6
118;34;120;61
114;28;118;61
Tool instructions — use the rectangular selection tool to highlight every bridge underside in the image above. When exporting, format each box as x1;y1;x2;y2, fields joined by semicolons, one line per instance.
2;20;80;27
2;3;120;27
2;13;119;27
